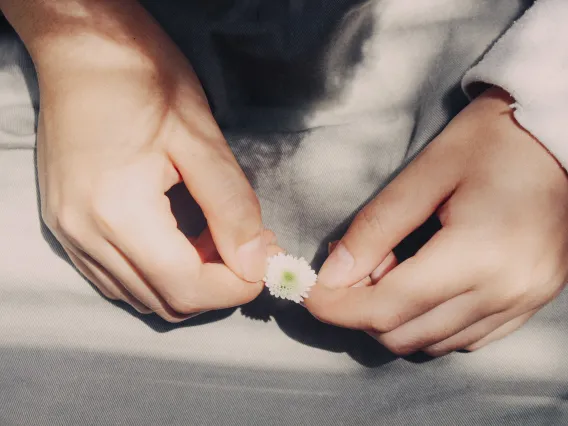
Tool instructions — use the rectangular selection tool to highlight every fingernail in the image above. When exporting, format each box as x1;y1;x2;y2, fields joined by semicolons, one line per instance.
237;234;267;282
319;242;355;289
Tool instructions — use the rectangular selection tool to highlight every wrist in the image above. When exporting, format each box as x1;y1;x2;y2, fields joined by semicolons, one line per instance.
0;0;173;78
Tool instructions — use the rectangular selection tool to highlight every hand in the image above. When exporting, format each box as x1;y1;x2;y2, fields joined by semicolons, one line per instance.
30;1;269;321
306;87;568;356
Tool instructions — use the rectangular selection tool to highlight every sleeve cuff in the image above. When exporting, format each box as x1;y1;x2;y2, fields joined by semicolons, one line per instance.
462;0;568;170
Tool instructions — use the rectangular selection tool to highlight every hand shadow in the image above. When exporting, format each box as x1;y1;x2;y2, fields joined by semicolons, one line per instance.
137;183;398;369
164;182;441;367
32;147;240;328
35;156;439;367
237;213;443;368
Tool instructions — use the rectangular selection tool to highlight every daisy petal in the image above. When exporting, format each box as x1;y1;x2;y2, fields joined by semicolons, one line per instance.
263;253;317;303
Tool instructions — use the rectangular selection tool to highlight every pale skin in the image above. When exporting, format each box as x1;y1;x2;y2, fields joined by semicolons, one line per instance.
0;0;277;322
3;1;567;354
307;87;568;356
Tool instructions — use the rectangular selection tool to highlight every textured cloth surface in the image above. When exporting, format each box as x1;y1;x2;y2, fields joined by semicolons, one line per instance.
1;1;568;425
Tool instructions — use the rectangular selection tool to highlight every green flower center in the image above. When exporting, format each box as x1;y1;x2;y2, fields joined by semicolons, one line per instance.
278;270;298;295
282;271;295;282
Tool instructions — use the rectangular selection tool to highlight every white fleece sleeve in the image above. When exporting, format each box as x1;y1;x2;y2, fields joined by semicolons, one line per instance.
462;0;568;170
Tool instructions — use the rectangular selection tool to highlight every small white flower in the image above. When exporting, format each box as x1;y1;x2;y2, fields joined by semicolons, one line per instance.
264;253;317;303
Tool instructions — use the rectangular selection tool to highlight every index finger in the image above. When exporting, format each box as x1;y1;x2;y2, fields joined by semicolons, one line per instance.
98;193;263;313
305;230;473;333
168;128;267;283
317;138;459;289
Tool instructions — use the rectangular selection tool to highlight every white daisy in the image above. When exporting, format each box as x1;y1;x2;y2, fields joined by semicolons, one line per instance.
264;253;318;303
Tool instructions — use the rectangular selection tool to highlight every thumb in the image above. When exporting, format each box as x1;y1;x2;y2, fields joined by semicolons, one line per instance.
318;143;459;288
169;134;267;283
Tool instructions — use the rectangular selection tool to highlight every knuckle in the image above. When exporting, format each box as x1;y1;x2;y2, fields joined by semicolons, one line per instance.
423;347;447;357
474;243;541;309
528;266;562;306
423;341;457;357
358;201;389;238
538;281;562;306
40;207;56;230
497;283;529;308
369;311;404;334
39;195;59;226
166;294;201;316
381;335;416;357
217;189;261;224
148;252;178;275
477;244;507;280
91;195;126;232
56;207;86;244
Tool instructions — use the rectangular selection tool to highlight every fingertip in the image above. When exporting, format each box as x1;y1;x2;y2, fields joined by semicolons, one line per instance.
130;303;153;315
263;229;278;245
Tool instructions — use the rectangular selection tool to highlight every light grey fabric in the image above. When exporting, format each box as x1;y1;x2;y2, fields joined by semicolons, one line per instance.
1;1;568;425
139;0;536;260
0;35;37;150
